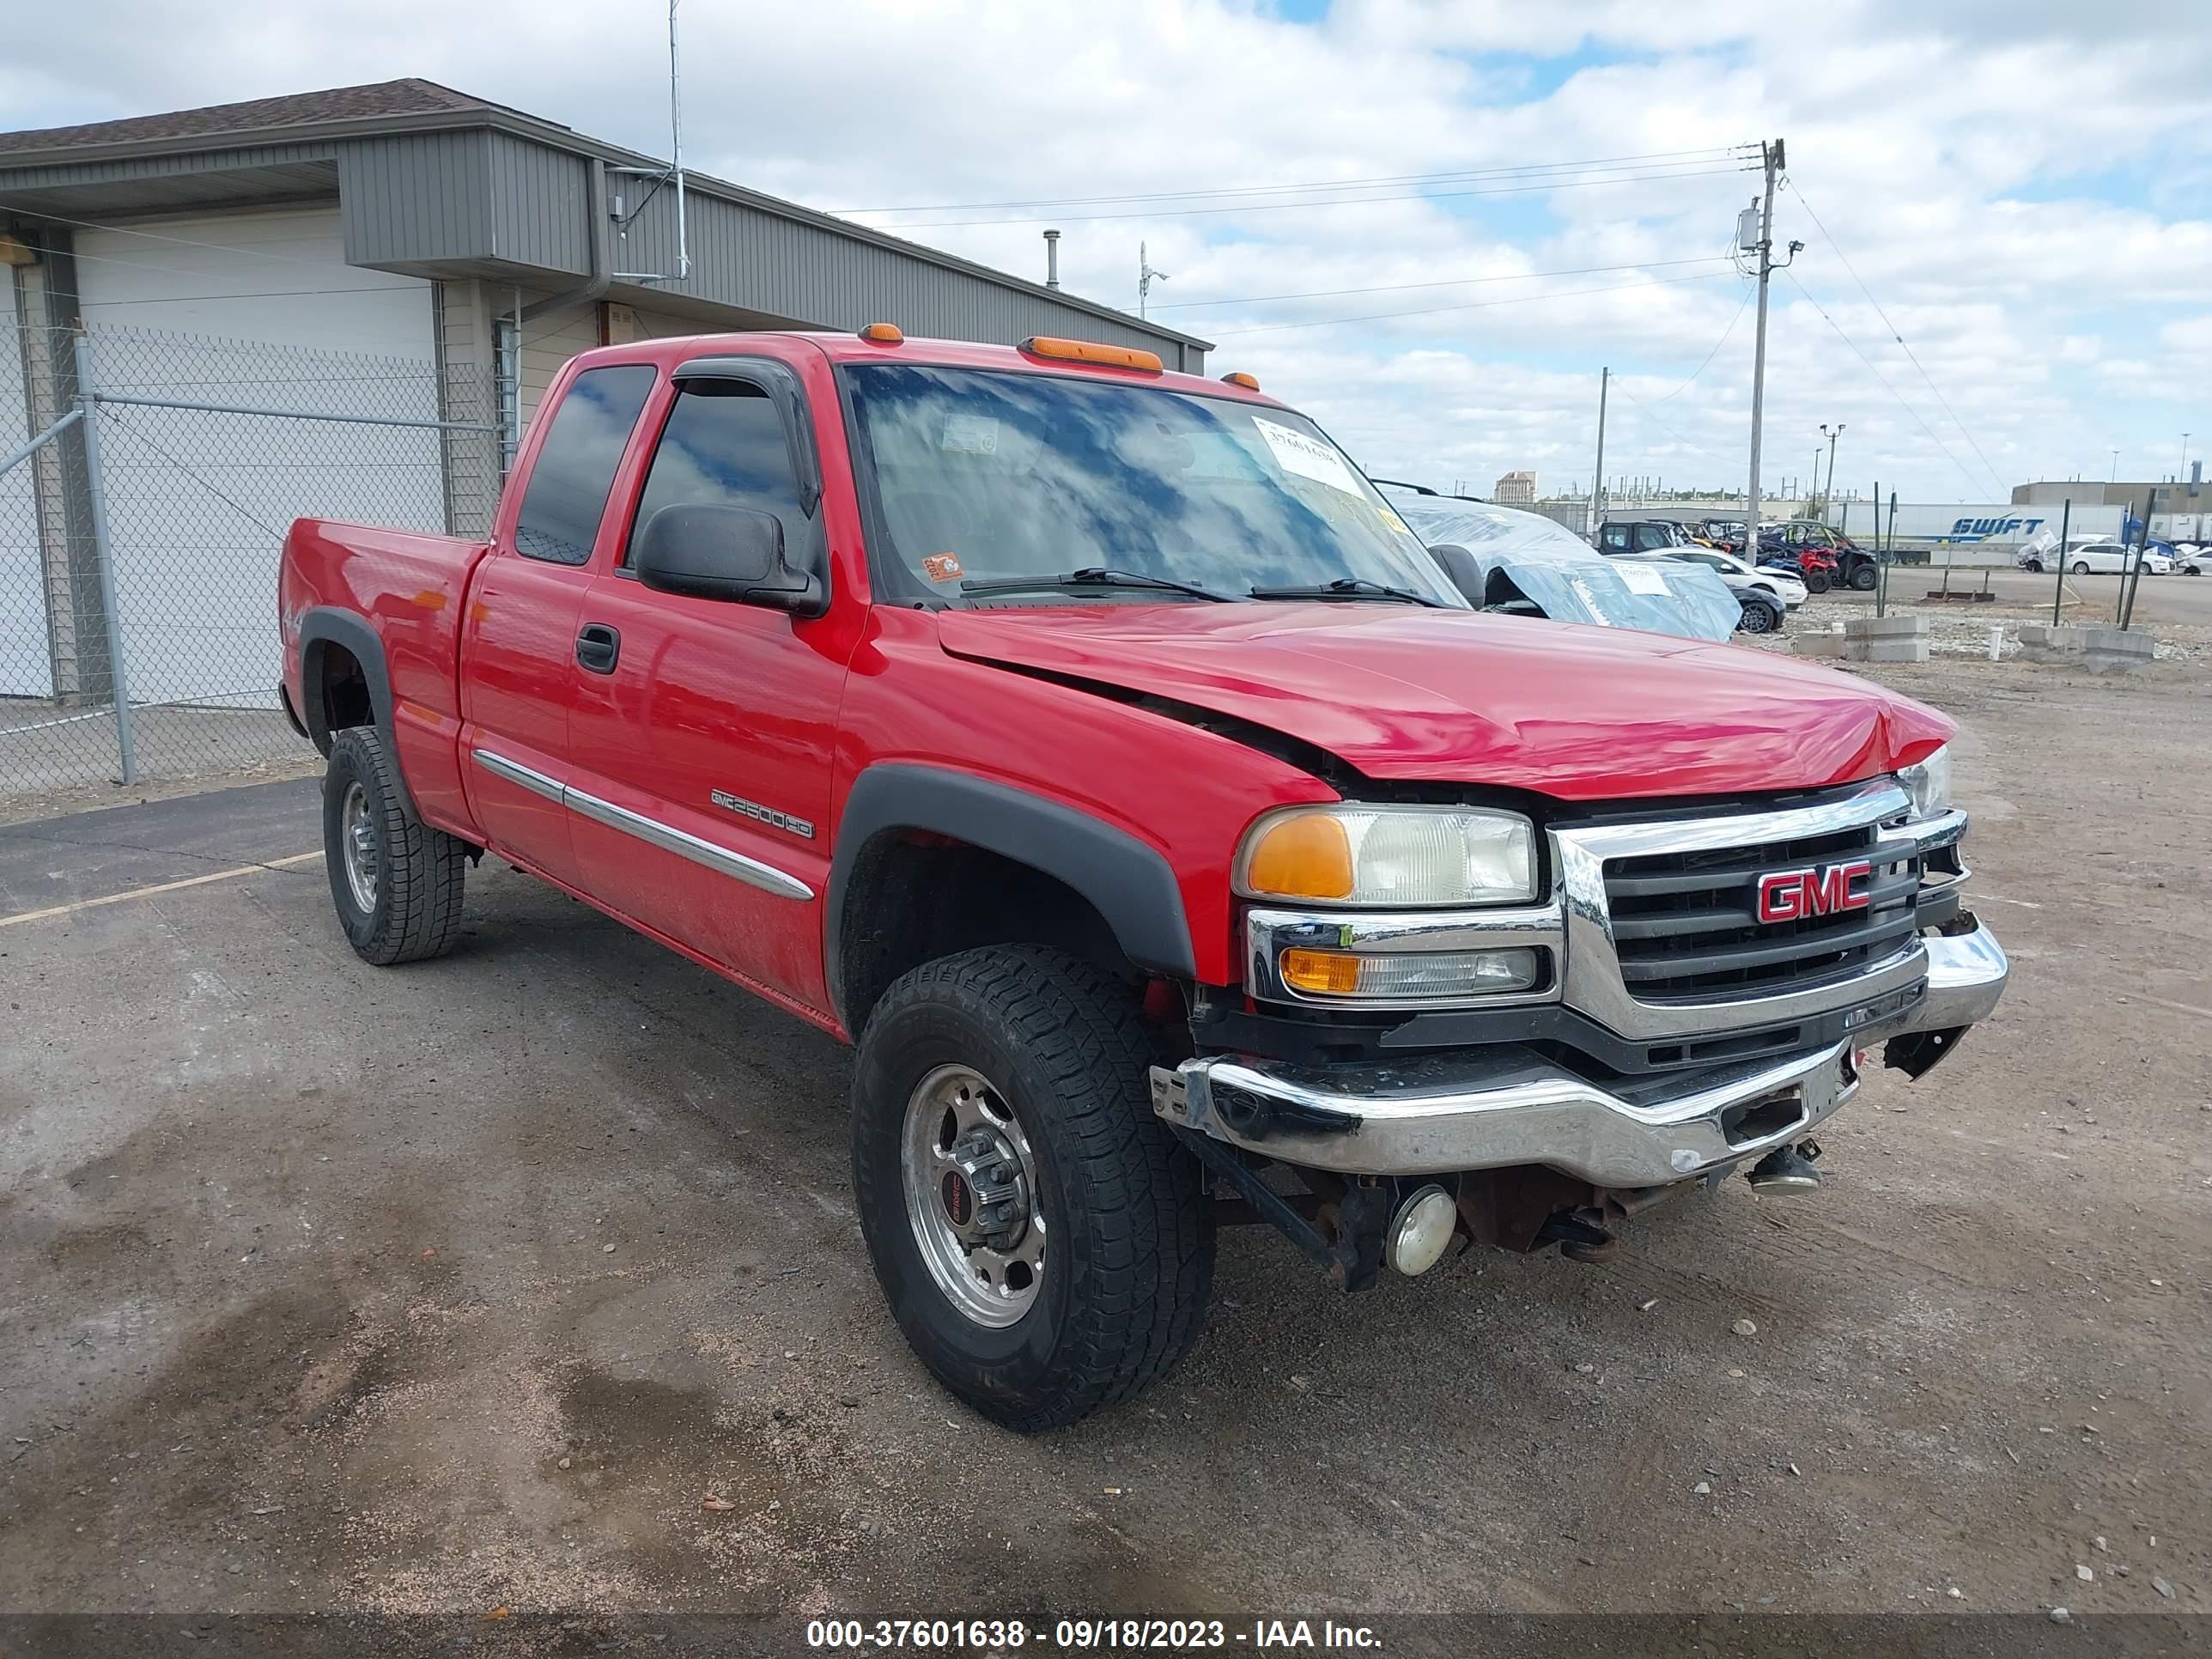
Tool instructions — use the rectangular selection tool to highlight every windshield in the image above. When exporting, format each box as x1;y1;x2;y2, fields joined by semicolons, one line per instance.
842;363;1463;606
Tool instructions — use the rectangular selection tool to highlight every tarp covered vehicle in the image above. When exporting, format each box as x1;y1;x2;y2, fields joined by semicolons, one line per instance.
1388;495;1741;641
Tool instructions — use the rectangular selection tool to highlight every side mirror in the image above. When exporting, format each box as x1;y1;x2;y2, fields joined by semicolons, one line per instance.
1425;543;1486;605
633;502;825;615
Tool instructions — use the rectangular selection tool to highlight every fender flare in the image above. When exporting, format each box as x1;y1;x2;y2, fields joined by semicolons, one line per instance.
297;607;418;820
826;763;1198;1028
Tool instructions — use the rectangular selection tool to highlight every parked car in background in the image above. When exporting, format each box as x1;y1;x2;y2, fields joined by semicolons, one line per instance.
2042;539;2172;575
2177;545;2211;576
1384;493;1741;641
1594;520;1700;556
1604;542;1803;634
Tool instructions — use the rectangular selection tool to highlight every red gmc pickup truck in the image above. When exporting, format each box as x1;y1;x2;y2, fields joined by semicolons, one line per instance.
279;325;2008;1431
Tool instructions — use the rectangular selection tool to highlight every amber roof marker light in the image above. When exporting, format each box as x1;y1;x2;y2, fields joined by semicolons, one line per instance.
1018;336;1164;374
1220;372;1261;391
858;322;905;344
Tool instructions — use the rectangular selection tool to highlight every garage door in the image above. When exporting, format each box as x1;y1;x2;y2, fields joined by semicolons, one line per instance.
73;205;434;357
71;208;442;708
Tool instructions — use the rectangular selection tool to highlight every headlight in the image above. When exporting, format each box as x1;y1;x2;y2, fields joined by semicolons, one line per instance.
1236;805;1538;907
1898;744;1952;818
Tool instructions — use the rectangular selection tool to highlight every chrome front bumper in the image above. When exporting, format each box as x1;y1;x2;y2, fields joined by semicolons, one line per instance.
1155;915;2008;1185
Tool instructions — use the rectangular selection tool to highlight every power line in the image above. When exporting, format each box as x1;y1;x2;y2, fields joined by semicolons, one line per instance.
1212;267;1739;337
1650;283;1753;403
1782;270;1986;495
0;198;367;272
857;163;1757;230
836;146;1757;215
1785;180;2008;495
1152;255;1735;313
1610;379;1739;468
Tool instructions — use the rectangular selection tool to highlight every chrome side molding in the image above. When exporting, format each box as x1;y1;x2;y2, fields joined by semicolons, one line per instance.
471;747;814;902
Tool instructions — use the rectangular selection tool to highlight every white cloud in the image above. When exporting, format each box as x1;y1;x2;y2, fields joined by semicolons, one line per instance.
3;0;2209;498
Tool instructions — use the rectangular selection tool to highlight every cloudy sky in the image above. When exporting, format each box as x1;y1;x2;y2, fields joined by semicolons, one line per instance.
5;0;2209;502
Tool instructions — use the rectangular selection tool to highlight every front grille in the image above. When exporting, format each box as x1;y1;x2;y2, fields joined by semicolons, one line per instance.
1604;819;1920;1003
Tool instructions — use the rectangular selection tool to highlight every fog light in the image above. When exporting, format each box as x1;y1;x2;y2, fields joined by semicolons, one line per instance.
1386;1185;1458;1277
1279;947;1539;1000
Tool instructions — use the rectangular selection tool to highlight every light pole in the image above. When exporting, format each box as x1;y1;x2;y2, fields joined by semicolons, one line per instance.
1820;422;1844;524
2110;448;2120;484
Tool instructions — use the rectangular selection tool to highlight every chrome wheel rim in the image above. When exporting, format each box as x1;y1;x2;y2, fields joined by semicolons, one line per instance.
901;1063;1044;1328
340;781;378;913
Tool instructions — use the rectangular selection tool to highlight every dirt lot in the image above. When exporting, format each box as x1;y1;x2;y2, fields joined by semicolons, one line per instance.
1;640;2206;1632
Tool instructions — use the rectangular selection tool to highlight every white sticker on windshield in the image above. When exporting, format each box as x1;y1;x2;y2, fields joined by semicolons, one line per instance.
940;414;1000;455
1615;562;1671;596
1254;417;1363;496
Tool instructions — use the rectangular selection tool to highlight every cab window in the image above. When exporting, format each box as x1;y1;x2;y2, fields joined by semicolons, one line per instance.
623;379;808;567
513;366;658;565
1599;524;1631;552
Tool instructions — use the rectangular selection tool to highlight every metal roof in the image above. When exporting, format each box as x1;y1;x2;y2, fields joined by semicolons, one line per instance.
0;79;1212;355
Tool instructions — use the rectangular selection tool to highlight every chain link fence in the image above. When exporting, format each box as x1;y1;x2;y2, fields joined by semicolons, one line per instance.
2;320;499;807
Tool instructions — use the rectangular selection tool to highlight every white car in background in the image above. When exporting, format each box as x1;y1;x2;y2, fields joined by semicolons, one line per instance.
2051;540;2172;575
1662;545;1808;610
2176;544;2210;575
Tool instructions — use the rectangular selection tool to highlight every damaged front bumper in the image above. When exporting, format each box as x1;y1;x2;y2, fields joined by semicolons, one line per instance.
1152;913;2008;1188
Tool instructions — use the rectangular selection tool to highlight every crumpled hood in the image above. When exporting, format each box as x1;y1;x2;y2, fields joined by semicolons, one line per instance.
938;604;1953;800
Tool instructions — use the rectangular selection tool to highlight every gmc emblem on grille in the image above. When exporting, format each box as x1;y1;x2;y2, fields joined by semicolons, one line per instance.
1756;860;1873;924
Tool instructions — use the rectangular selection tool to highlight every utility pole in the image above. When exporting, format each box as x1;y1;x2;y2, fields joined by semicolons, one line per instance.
1042;228;1060;290
1591;367;1609;537
1742;139;1795;547
1820;422;1844;522
1139;241;1169;319
2109;448;2120;484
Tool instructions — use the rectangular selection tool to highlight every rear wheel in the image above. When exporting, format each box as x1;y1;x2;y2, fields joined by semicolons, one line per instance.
2073;561;2091;574
1736;598;1779;635
1849;562;1879;591
322;726;468;965
851;945;1214;1431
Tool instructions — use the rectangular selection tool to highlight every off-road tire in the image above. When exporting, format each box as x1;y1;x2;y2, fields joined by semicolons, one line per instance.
1804;571;1832;594
322;726;468;966
851;945;1214;1431
1849;563;1880;591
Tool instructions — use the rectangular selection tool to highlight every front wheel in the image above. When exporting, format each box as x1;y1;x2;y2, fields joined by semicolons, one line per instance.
1849;563;1880;591
1736;599;1779;635
1804;571;1832;593
851;946;1214;1431
2023;560;2044;574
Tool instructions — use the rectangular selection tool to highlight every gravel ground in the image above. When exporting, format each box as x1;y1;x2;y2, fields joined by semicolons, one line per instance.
1;643;2207;1626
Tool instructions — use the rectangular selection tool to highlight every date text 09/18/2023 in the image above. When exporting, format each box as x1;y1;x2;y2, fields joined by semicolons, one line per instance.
803;1617;1384;1650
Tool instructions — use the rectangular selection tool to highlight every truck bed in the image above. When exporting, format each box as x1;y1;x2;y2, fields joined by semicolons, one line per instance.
279;519;491;840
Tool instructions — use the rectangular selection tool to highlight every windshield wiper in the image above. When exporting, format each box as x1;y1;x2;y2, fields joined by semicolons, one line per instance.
1248;578;1446;608
960;567;1232;602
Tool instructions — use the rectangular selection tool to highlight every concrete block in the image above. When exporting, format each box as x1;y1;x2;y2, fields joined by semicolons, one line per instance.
1862;639;1931;663
1844;614;1929;641
1792;633;1853;659
2080;625;2156;675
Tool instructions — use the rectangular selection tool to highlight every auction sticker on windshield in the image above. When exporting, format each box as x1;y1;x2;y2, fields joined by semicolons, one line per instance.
1616;562;1671;596
1255;418;1362;496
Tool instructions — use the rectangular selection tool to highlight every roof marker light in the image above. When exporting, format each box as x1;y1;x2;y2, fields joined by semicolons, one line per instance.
1018;336;1164;374
1220;372;1261;391
858;322;904;344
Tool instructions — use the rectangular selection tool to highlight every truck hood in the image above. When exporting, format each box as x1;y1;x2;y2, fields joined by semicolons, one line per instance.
937;604;1952;800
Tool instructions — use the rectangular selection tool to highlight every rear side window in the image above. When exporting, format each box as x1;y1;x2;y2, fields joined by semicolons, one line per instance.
514;365;658;564
623;379;807;566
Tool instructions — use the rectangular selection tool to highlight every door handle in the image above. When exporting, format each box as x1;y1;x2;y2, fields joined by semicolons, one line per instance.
575;623;621;674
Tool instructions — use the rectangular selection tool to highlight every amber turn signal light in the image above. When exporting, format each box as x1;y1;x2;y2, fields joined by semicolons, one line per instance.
1018;336;1164;373
1220;371;1261;391
1279;949;1364;996
858;322;904;344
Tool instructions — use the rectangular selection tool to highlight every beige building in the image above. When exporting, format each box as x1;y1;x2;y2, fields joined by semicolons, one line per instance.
1494;470;1538;504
